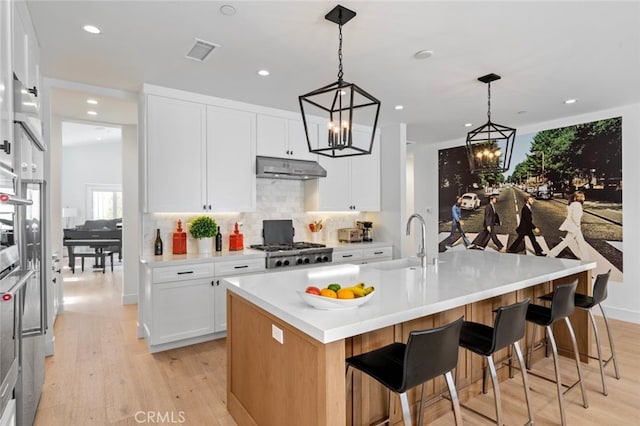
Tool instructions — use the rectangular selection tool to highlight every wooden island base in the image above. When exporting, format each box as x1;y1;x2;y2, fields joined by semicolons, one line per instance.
227;270;591;426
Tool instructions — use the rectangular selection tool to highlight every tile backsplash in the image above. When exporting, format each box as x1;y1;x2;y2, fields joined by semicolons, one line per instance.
142;179;365;256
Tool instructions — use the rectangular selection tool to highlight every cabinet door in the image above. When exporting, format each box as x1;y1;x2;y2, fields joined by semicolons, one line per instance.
12;6;27;86
315;156;351;210
332;249;363;264
350;130;380;211
0;0;12;172
206;106;256;212
256;114;286;157
287;119;318;161
146;95;206;212
213;279;226;332
151;278;215;345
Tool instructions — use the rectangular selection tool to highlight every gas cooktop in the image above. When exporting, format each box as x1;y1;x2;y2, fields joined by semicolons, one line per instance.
249;242;326;252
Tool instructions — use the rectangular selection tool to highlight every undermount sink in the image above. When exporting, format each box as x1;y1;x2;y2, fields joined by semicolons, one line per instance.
369;257;423;271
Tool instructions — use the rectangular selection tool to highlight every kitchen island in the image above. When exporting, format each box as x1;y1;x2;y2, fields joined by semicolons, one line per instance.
223;250;595;425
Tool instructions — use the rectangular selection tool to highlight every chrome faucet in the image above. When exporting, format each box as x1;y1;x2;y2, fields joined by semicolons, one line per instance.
406;213;427;268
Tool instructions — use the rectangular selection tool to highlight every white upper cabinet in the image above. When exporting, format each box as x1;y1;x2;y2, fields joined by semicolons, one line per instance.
305;128;380;212
0;0;12;172
146;95;207;212
206;105;256;212
256;114;318;161
144;91;256;213
12;2;39;95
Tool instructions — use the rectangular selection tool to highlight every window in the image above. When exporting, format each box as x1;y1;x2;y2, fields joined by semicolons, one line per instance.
86;184;122;220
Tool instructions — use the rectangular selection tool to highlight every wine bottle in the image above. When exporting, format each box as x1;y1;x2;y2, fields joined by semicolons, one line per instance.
215;226;222;252
154;229;163;255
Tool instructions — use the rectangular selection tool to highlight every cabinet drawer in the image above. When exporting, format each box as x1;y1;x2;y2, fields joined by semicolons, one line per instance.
215;258;265;276
333;249;363;263
363;246;392;260
152;262;214;283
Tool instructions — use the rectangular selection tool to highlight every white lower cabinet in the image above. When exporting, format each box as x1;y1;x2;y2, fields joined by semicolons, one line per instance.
143;257;264;352
332;245;392;264
212;257;265;333
152;277;215;345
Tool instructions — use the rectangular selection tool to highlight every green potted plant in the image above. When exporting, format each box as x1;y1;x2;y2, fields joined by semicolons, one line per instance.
189;216;218;254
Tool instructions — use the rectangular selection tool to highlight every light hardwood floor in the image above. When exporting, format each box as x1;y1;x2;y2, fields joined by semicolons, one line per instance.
34;265;640;425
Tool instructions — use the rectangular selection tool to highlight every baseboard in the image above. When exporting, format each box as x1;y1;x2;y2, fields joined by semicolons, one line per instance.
601;306;640;324
122;293;138;305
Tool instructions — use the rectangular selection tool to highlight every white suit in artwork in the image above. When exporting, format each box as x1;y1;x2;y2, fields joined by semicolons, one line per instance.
547;193;589;260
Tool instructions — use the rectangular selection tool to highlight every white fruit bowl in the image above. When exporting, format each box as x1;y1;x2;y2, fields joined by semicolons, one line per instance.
297;289;376;310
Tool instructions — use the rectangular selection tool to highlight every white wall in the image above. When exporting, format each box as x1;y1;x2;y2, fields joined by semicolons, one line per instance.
122;124;138;304
411;102;640;323
61;140;122;227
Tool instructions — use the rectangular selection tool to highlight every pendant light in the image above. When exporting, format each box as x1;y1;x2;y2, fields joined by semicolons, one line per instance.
299;5;381;158
465;73;516;173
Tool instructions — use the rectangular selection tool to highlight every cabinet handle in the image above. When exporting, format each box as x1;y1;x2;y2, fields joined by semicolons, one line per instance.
374;251;384;255
177;271;194;275
211;280;215;286
52;278;56;284
216;280;220;286
233;265;249;269
342;254;353;258
203;204;207;210
208;204;212;210
0;140;10;155
28;86;38;97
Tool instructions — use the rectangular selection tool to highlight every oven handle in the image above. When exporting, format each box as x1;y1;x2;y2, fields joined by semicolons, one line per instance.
2;269;34;298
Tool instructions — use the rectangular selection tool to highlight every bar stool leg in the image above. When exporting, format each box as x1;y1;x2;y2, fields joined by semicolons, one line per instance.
486;355;504;426
527;322;537;370
599;304;621;379
417;383;427;426
513;341;535;425
545;325;568;426
444;371;463;426
398;392;412;425
564;317;588;408
587;308;608;395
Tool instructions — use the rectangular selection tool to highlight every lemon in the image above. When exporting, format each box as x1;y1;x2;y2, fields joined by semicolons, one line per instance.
320;288;338;298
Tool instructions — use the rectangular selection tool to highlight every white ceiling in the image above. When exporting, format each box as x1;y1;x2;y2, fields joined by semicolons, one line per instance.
28;1;640;144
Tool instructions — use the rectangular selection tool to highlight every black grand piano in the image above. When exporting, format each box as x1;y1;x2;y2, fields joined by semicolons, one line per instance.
63;226;122;273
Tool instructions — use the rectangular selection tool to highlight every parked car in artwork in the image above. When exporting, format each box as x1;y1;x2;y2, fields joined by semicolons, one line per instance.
536;184;552;200
460;192;481;210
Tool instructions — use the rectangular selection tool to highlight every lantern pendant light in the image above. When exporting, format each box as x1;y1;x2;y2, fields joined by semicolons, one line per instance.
465;73;516;173
299;5;381;158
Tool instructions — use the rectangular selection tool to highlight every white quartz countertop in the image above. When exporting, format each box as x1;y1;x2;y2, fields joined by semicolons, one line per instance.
223;250;596;344
140;249;265;267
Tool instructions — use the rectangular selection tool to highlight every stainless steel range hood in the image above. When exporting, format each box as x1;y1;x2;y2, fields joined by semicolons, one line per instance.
256;156;327;180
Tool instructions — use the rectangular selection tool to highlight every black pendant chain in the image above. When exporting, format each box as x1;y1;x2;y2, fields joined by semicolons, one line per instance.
487;82;492;122
337;23;344;83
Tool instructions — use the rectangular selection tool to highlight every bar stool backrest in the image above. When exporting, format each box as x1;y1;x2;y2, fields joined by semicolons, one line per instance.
550;280;578;321
592;270;611;305
401;317;464;392
491;297;531;353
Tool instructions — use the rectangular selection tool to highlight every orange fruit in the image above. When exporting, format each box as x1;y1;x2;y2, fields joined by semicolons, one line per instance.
320;288;338;298
337;289;355;299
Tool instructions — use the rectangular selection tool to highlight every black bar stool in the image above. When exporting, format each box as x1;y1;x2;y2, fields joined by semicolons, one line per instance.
458;298;534;425
540;270;620;395
346;317;463;425
526;280;588;426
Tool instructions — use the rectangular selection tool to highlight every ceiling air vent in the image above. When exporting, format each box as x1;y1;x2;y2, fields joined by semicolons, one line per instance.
185;38;220;62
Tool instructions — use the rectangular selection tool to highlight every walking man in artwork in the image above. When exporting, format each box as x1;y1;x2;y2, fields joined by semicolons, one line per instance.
469;195;505;251
444;196;471;249
547;191;589;260
507;194;545;256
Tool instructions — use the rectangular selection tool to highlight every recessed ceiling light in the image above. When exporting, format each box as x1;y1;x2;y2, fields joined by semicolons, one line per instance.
219;5;237;16
257;69;270;76
564;99;577;104
83;25;102;35
394;105;404;110
87;111;97;116
414;50;433;60
464;123;473;127
87;99;98;105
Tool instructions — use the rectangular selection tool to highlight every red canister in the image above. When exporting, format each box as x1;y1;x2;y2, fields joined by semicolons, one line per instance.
229;222;244;251
172;220;187;254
